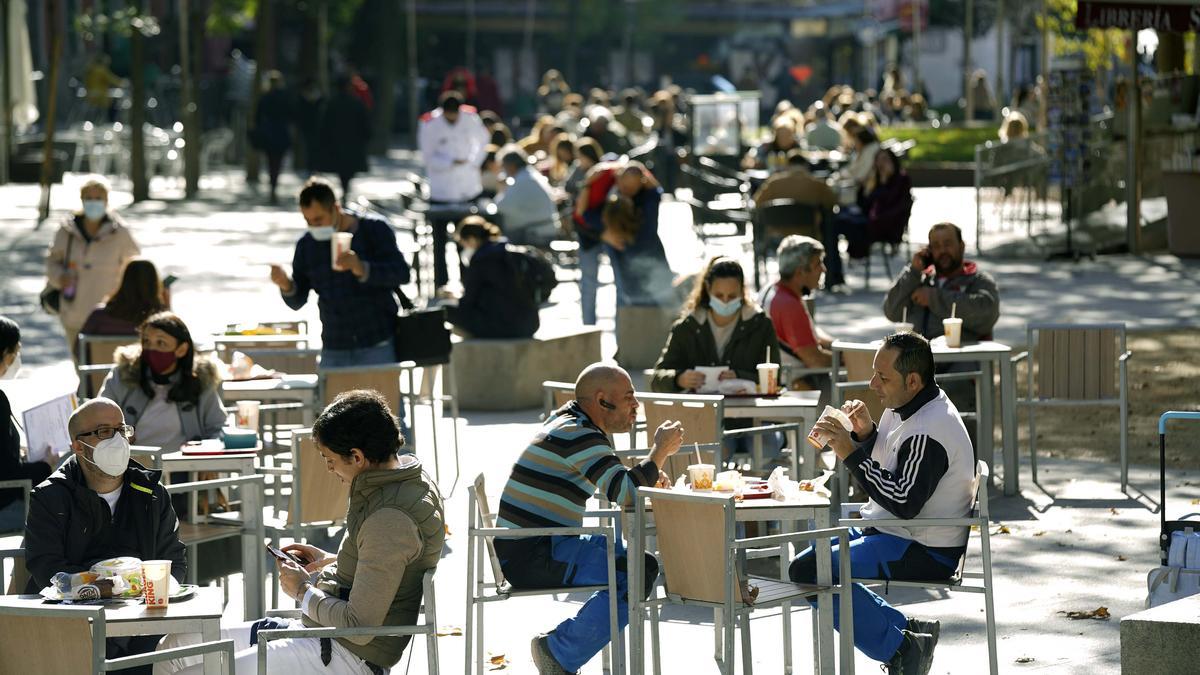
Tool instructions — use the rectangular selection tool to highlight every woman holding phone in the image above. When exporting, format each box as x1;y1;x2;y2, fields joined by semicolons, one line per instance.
156;390;445;674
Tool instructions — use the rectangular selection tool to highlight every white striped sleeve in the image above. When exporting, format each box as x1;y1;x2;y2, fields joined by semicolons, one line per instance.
845;434;949;519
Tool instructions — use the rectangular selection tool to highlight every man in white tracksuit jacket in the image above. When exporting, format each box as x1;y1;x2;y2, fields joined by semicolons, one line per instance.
791;331;975;675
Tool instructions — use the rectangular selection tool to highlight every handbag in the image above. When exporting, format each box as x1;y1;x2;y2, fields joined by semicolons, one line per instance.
393;288;451;366
39;235;73;315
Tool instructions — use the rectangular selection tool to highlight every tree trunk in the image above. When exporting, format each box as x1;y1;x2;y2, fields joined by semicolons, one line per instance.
370;0;400;155
0;0;11;186
38;0;63;222
246;0;270;185
180;0;201;197
129;0;149;201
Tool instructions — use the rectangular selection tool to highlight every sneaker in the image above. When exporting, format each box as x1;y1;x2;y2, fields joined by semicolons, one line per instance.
906;618;940;649
886;630;936;675
530;633;574;675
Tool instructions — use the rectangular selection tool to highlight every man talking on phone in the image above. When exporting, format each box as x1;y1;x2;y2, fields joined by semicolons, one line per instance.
790;332;975;675
882;222;999;448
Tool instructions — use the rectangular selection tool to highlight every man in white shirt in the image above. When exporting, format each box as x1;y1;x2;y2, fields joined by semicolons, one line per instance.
417;91;490;287
495;149;561;247
789;332;975;675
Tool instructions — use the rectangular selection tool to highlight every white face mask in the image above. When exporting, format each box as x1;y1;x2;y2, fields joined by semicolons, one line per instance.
81;434;131;477
309;226;335;242
82;199;107;221
0;352;19;380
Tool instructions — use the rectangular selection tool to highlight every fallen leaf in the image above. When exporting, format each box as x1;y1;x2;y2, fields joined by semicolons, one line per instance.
993;525;1011;535
436;626;463;637
1110;508;1119;515
1033;531;1046;537
1016;656;1035;663
1065;529;1073;534
487;653;509;670
1191;499;1199;505
1117;555;1128;561
1059;606;1111;621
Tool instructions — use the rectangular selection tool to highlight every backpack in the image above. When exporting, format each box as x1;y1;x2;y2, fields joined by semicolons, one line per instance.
506;244;558;305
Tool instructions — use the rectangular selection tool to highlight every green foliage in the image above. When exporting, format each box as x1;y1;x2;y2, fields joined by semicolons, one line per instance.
74;7;161;41
207;0;257;35
1039;0;1128;71
878;125;999;163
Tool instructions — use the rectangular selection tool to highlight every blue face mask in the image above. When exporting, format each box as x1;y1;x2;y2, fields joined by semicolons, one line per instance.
309;226;335;242
82;200;106;221
709;297;743;318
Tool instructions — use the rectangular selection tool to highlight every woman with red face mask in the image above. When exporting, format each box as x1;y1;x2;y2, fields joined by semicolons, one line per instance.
99;312;225;452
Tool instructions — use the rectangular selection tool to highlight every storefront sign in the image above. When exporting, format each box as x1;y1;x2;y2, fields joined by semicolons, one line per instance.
1076;1;1200;31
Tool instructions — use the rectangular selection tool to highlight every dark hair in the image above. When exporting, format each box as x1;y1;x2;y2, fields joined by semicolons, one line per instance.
479;109;501;127
138;311;202;403
481;144;499;169
785;148;812;167
575;137;602;165
855;126;878;146
501;149;528;171
929;221;964;244
489;124;512;147
876;147;902;172
684;257;748;315
298;177;337;210
105;258;167;325
882;332;935;389
0;316;19;358
439;90;463;112
601;195;639;247
456;215;502;242
313;389;404;463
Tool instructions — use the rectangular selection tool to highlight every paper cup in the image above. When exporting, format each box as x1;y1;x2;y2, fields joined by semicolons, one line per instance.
141;560;172;609
943;317;964;348
688;463;715;491
757;363;779;395
893;322;914;334
331;232;353;271
235;400;261;431
806;405;854;449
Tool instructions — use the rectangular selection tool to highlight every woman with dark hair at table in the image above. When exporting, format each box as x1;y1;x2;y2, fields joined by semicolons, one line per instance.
99;312;225;453
0;316;62;532
80;258;170;337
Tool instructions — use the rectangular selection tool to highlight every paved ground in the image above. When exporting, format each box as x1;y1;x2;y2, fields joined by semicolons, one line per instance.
2;158;1200;673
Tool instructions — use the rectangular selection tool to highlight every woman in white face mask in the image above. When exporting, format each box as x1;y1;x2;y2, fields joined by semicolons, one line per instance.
0;316;62;532
43;174;141;357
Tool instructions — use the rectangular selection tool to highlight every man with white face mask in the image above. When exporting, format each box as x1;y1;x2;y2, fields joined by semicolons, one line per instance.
24;397;187;669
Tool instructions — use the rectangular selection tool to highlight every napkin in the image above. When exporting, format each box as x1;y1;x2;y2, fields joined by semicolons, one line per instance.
717;378;758;395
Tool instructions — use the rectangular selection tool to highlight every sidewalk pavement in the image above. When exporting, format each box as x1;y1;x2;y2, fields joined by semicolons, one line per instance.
2;158;1198;672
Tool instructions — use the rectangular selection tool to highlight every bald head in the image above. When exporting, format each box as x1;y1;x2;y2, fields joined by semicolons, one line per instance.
575;363;630;400
68;398;124;439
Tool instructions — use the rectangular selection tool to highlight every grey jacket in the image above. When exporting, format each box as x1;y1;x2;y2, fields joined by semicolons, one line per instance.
882;261;1000;342
99;345;226;445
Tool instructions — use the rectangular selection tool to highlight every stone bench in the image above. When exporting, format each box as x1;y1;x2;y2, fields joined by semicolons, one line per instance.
615;305;679;370
451;326;602;411
1121;592;1200;674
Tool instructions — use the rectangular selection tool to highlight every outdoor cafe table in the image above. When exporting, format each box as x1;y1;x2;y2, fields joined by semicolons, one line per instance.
0;586;226;675
723;390;822;478
222;374;320;426
627;489;843;675
831;338;1019;495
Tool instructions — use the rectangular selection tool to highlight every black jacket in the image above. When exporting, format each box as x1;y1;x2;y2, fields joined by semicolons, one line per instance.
23;456;186;590
0;389;52;512
650;305;781;393
448;240;540;339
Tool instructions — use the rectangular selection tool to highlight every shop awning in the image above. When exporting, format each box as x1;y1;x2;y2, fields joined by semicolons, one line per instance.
1076;0;1200;31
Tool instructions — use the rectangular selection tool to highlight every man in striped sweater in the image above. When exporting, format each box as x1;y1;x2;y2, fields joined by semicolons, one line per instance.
495;363;683;674
790;332;975;675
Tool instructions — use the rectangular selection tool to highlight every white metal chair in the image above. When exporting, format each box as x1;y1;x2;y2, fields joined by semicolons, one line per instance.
0;603;235;673
839;459;998;675
465;474;622;675
1013;322;1132;490
636;486;856;675
257;568;440;674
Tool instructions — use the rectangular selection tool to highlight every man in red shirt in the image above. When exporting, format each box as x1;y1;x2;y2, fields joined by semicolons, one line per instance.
762;235;837;398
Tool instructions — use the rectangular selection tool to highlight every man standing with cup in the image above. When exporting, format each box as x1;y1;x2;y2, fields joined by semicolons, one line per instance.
791;333;976;675
882;222;1000;447
269;177;412;368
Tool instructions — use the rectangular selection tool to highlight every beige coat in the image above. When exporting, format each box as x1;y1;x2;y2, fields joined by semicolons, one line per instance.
44;212;140;350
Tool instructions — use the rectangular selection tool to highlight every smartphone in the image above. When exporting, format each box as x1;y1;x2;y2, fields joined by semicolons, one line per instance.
163;274;178;288
917;248;933;268
266;544;303;565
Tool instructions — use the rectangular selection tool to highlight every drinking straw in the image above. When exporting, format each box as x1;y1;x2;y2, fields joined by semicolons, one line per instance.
693;442;702;465
765;346;770;364
951;302;957;319
901;306;907;323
